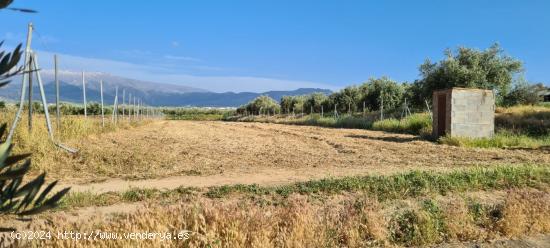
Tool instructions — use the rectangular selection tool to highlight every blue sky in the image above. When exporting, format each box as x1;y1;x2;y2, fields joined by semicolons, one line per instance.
1;1;549;92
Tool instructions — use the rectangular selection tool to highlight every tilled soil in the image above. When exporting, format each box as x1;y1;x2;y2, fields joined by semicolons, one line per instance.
49;120;550;190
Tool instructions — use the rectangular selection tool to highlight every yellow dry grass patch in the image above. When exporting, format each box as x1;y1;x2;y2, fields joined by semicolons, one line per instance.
14;188;549;247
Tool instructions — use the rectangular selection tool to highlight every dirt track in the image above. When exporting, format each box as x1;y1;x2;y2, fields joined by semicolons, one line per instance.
54;120;550;192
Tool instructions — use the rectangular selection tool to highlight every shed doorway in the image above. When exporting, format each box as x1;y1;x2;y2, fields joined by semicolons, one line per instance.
437;94;447;136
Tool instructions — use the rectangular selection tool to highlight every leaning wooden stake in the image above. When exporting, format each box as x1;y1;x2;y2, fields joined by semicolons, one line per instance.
31;52;54;140
7;22;33;142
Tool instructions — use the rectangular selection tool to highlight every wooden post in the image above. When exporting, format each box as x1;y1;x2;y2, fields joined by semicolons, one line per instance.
82;71;87;118
115;87;119;123
28;55;33;132
7;22;33;141
100;80;104;127
111;86;119;124
425;99;432;120
128;92;132;120
133;96;136;120
122;89;125;119
31;52;54;140
54;54;60;130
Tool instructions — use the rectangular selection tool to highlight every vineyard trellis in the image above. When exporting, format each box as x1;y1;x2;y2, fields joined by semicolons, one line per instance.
6;23;163;153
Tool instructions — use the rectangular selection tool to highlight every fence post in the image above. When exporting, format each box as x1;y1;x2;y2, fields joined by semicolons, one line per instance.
82;71;87;118
7;22;33;141
132;96;137;121
28;55;33;132
8;23;34;141
114;86;118;124
31;52;54;140
122;89;125;119
128;93;131;120
100;80;104;127
55;54;61;130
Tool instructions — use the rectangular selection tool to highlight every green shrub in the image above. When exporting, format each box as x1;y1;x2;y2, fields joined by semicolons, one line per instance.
372;113;432;135
439;131;550;149
237;95;280;115
390;207;444;246
163;107;234;120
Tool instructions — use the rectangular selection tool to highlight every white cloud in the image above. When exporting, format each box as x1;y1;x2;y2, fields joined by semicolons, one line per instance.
163;55;201;62
171;41;180;47
31;50;336;93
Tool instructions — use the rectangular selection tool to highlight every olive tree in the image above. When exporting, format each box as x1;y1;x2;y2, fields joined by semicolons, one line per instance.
359;77;404;111
414;44;523;106
303;92;328;113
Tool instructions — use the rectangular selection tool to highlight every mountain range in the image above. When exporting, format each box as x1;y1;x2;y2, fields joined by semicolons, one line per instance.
0;71;331;107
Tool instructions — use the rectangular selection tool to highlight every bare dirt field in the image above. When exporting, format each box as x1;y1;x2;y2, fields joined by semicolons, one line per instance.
5;120;549;247
49;120;550;192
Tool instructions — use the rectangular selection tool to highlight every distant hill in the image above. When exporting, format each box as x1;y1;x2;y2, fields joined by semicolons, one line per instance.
149;88;332;107
0;71;331;107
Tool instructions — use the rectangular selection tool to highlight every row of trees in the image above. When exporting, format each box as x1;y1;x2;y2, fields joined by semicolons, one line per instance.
0;101;157;116
238;44;546;116
237;77;406;115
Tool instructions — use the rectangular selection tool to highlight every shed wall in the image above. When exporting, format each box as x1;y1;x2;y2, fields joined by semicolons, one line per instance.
449;89;494;138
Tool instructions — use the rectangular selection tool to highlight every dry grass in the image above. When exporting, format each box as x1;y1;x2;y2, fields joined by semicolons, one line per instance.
15;188;549;247
231;105;550;149
496;105;550;136
0;111;152;175
2;116;549;183
497;189;550;237
441;199;483;241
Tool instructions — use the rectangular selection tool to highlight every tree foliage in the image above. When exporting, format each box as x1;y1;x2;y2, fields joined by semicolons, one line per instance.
0;42;69;230
237;95;280;115
415;44;523;105
303;92;328;113
502;79;543;106
0;42;22;88
279;95;307;114
233;45;536;118
0;124;70;219
360;77;404;111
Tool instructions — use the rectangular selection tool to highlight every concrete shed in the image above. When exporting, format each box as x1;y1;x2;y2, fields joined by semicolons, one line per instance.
432;88;495;138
